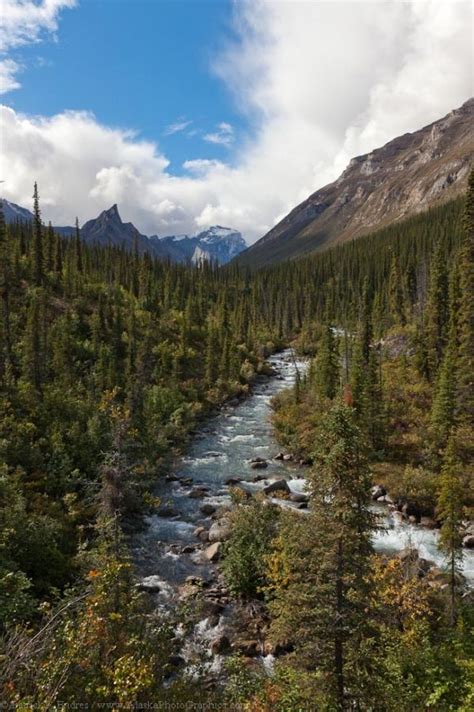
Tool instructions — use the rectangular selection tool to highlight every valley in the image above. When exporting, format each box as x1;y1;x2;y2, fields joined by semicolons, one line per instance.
1;111;473;710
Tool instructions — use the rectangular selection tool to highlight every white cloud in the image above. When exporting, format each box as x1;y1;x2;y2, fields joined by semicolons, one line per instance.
164;117;193;135
203;122;235;146
1;0;472;243
183;158;226;175
0;0;76;93
0;57;21;93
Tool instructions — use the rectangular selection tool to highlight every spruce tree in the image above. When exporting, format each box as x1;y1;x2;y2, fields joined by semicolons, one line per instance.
425;240;449;380
388;253;406;325
23;290;43;394
0;204;13;378
75;217;83;274
32;183;44;287
456;170;474;424
437;437;464;626
270;404;376;709
431;262;460;445
314;320;340;400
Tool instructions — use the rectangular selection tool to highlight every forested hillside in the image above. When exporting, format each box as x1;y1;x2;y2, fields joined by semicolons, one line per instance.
0;174;473;708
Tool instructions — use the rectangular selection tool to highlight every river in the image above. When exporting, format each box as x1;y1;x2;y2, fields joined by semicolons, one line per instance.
132;350;474;604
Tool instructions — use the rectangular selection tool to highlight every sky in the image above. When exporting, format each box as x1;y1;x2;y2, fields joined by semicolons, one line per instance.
0;0;472;243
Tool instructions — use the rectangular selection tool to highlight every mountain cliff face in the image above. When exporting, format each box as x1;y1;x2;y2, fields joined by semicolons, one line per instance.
1;199;246;265
237;99;474;267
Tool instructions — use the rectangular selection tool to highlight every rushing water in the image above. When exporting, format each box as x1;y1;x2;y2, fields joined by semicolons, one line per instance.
133;350;474;594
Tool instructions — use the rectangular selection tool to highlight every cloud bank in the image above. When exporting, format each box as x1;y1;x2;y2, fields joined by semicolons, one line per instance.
1;0;472;242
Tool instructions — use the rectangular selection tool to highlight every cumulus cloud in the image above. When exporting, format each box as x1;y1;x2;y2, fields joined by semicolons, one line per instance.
203;122;235;147
1;0;472;243
0;0;75;93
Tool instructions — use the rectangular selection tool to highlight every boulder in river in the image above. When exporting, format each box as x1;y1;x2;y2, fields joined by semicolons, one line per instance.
179;477;194;487
420;516;438;529
157;504;179;518
264;479;291;496
282;454;293;462
200;503;216;516
194;526;209;542
205;542;222;562
463;534;474;549
211;635;231;655
165;473;181;482
289;493;308;503
371;484;386;501
137;575;163;593
225;477;242;485
250;458;268;469
189;486;208;499
209;520;232;542
274;452;285;461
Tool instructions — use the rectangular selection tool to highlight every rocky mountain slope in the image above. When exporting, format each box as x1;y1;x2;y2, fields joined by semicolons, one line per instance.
237;98;474;267
1;199;246;265
2;199;35;224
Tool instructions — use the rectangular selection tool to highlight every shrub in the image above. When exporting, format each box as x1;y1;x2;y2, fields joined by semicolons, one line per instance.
222;496;280;598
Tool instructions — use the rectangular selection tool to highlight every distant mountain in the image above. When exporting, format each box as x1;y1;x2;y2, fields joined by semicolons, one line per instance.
156;234;200;263
79;204;169;257
2;199;34;223
236;98;474;267
1;199;247;265
191;226;247;264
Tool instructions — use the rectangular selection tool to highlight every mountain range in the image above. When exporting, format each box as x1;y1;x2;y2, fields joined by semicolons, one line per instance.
1;200;247;266
236;98;474;267
3;100;472;269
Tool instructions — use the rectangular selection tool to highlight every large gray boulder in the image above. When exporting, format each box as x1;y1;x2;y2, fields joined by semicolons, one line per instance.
208;520;232;542
205;542;222;562
264;479;290;496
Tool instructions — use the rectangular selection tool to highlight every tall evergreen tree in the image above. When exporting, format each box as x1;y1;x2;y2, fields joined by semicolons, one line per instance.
75;217;83;274
313;320;340;399
270;404;376;709
388;253;406;325
456;169;474;424
437;437;464;627
425;240;449;380
0;204;13;378
32;182;44;287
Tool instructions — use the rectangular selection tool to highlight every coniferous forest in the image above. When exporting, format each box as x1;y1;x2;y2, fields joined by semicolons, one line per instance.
0;172;473;710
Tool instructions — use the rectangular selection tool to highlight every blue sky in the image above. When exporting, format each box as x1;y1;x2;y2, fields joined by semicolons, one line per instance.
1;1;471;241
6;0;245;174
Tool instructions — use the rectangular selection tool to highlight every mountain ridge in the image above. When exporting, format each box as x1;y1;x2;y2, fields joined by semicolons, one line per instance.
236;98;474;267
1;199;246;265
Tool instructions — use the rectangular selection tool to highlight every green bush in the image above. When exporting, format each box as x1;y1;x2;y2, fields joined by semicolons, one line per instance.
222;496;280;598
